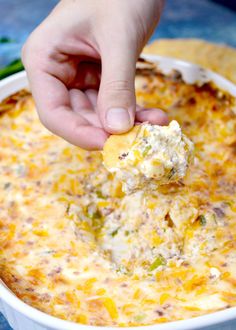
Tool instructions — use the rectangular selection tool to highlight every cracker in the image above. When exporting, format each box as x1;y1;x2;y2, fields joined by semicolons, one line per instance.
103;125;141;170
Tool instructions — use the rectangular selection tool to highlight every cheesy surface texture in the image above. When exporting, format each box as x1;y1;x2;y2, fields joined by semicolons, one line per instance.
0;61;236;327
103;120;194;194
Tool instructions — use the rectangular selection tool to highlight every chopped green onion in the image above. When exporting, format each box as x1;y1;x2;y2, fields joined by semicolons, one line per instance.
168;168;175;179
198;215;207;226
116;265;128;274
149;255;166;271
86;209;103;230
96;190;105;199
66;203;70;214
142;145;152;157
212;213;217;224
111;227;120;237
87;209;101;220
134;314;146;322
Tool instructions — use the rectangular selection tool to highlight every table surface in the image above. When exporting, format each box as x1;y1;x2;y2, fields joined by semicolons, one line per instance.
0;0;236;329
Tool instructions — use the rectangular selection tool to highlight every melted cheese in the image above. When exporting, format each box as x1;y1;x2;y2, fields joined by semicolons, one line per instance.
103;120;194;193
0;62;236;327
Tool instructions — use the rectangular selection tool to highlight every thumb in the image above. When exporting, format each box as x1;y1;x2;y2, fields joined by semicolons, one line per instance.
97;45;137;134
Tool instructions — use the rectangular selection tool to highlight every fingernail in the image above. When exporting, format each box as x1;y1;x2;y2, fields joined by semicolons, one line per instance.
106;108;131;131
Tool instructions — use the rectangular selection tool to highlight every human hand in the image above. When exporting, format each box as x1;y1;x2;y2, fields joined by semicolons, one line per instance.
22;0;167;150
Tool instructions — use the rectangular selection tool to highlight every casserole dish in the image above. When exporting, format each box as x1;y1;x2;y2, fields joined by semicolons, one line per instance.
0;55;236;330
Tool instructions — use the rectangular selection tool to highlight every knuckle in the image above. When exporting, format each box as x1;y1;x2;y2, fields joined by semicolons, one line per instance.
100;79;135;109
103;79;132;94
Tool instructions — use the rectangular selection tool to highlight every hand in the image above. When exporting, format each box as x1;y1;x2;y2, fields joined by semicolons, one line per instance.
22;0;167;150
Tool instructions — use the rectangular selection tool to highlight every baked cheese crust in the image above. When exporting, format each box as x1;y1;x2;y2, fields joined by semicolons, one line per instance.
0;61;236;326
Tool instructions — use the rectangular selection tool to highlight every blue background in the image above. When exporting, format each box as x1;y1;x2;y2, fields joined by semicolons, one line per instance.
0;0;236;329
1;0;236;68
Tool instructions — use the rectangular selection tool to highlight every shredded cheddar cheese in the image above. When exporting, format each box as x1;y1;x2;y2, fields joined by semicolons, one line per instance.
0;59;236;327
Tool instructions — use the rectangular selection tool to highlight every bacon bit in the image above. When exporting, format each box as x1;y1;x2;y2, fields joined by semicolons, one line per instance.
26;217;34;223
168;70;182;82
100;207;114;216
48;267;62;277
187;97;197;106
165;213;174;228
213;207;225;218
212;104;220;112
26;241;34;246
221;262;228;267
120;283;128;287
155;309;164;316
209;267;221;279
118;152;128;160
73;271;80;276
40;293;51;302
163;303;171;310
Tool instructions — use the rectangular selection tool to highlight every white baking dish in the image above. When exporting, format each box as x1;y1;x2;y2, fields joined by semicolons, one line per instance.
0;55;236;330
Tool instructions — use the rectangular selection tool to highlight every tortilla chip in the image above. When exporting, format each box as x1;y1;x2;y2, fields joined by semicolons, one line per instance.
103;125;141;170
144;38;236;84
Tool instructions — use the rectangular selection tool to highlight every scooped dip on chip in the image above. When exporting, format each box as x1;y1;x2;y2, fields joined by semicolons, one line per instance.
103;120;194;193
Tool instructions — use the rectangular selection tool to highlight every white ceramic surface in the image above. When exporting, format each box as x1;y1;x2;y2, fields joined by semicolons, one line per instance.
0;55;236;330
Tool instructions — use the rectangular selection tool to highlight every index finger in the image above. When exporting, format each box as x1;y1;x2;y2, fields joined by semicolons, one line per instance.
25;69;108;150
